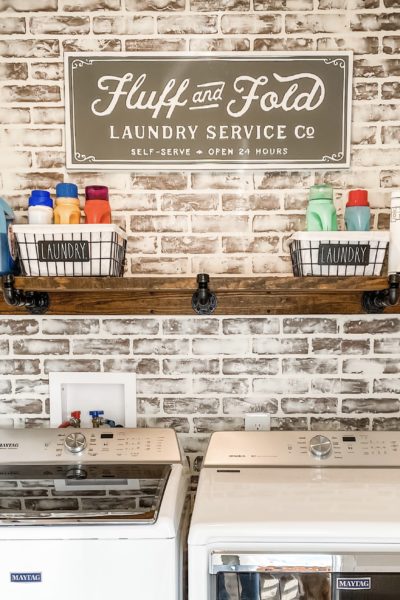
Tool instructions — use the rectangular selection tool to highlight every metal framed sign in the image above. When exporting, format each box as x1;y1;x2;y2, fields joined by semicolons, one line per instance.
65;52;353;171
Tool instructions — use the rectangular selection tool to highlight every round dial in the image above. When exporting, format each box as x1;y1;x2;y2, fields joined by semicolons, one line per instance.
309;434;332;459
64;432;87;454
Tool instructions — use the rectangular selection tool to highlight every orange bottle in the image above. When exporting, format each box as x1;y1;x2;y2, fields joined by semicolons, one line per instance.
84;186;111;224
54;183;81;225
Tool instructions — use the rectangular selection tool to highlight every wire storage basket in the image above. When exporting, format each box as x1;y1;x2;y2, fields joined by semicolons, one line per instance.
289;231;389;277
13;224;127;277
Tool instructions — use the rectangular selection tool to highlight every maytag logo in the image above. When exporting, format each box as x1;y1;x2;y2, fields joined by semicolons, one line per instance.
10;572;42;583
0;443;18;449
337;577;371;590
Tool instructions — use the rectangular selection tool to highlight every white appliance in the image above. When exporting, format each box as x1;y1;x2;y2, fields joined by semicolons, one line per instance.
189;431;400;599
0;427;188;600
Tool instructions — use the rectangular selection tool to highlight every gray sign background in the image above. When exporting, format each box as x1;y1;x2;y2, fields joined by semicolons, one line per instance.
65;52;352;170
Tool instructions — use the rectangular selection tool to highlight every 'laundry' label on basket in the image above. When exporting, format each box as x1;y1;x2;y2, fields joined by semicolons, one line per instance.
37;240;90;262
318;243;370;266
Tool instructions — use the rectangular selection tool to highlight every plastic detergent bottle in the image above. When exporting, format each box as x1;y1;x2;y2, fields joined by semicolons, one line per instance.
54;182;81;225
345;189;370;231
0;197;16;275
306;184;338;231
28;190;53;225
388;190;400;275
84;186;111;224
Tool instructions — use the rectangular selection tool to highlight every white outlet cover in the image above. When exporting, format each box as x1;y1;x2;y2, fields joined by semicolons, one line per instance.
49;372;136;428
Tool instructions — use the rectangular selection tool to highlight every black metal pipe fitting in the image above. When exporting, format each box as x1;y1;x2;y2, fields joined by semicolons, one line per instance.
362;273;400;314
2;275;50;314
192;273;217;315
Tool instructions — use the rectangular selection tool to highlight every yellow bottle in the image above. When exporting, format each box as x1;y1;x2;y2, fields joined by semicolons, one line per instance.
54;183;81;224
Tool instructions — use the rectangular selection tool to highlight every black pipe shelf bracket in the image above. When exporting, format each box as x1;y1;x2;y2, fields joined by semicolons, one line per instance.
192;273;217;315
362;273;400;314
2;275;50;315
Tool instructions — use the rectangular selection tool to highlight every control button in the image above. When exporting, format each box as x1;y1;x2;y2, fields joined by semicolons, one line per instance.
64;432;87;454
310;435;332;459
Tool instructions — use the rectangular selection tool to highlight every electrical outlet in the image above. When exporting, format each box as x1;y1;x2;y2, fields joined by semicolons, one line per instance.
245;414;270;431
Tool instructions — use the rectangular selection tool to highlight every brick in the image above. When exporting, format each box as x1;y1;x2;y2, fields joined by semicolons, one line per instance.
382;126;400;145
14;339;69;355
283;192;308;211
223;318;279;335
253;338;308;355
130;215;188;233
35;151;64;169
319;0;378;6
193;337;249;355
257;0;312;7
373;418;400;431
103;358;159;374
322;387;355;413
374;379;400;394
103;319;159;335
353;83;379;102
222;193;280;211
253;214;304;233
222;235;279;253
0;40;59;58
158;15;218;34
344;318;400;334
283;358;338;375
0;340;9;355
44;359;100;373
282;397;337;414
15;379;48;395
354;58;400;78
344;358;400;375
131;257;188;274
2;129;62;148
353;104;400;122
193;417;244;432
24;418;49;428
161;236;219;254
0;360;40;375
192;172;253;191
351;125;377;144
317;36;378;54
132;338;189;355
42;319;100;335
221;14;281;33
0;381;11;394
343;398;399;414
139;416;190;432
192;215;248;233
126;39;186;51
2;85;60;103
191;0;249;9
312;338;370;355
352;148;400;168
256;172;313;191
163;318;219;335
136;378;189;394
253;378;309;394
316;169;379;190
0;63;28;81
286;13;346;33
381;171;400;189
113;194;157;212
223;397;278;413
62;39;121;52
93;16;154;34
62;0;121;9
383;36;400;54
351;13;400;31
190;38;250;51
137;398;160;414
223;358;278;375
72;339;129;355
3;172;65;194
0;320;39;336
384;0;400;5
254;37;314;51
30;63;63;80
310;417;370;430
29;16;90;35
0;399;43;415
127;0;184;8
163;358;219;374
193;377;248;394
131;173;187;192
161;193;219;211
164;397;219;414
192;255;251;275
3;0;57;8
271;417;308;430
32;107;65;124
0;108;30;124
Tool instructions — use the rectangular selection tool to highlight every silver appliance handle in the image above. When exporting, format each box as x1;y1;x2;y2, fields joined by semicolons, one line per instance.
210;553;335;574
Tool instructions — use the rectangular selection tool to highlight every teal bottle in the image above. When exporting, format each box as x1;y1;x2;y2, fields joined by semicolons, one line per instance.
0;197;16;275
306;184;338;231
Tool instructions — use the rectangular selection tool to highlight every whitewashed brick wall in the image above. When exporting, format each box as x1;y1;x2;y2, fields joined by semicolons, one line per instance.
0;1;399;466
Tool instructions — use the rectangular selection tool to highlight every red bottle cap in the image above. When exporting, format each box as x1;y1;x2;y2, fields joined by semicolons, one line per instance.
71;411;81;419
85;185;109;201
346;189;369;207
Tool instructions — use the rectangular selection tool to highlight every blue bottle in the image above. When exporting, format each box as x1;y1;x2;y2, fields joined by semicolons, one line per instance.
345;189;370;231
0;197;16;275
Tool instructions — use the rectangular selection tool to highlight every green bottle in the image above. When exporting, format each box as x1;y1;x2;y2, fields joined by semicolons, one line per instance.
306;184;338;231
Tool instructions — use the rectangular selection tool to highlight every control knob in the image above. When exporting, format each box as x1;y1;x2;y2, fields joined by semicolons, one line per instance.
64;432;87;454
309;435;332;459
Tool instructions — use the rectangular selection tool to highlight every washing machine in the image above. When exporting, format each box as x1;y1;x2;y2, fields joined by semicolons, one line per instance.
0;427;188;600
189;430;400;599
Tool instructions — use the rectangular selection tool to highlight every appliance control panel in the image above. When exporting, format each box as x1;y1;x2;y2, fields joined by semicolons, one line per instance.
204;431;400;467
0;428;182;464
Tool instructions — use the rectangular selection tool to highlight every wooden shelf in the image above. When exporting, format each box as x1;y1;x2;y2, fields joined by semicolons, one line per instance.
0;276;397;315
